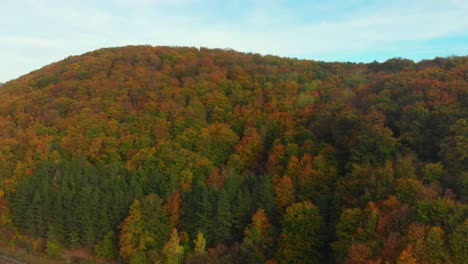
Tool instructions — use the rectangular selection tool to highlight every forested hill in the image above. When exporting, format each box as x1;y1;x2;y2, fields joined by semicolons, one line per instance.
0;45;466;263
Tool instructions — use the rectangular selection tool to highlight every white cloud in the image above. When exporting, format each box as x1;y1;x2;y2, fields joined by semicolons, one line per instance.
0;37;63;49
115;0;208;8
449;0;468;9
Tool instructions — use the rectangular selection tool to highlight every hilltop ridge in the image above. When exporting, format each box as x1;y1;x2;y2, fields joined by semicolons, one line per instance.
0;45;466;263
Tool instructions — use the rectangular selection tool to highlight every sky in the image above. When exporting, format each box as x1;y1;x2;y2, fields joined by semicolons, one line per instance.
1;0;467;82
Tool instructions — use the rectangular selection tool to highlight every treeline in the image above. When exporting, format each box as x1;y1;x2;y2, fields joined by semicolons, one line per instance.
9;156;280;261
0;46;466;263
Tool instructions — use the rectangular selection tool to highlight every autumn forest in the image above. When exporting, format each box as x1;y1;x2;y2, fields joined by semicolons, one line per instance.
0;46;466;263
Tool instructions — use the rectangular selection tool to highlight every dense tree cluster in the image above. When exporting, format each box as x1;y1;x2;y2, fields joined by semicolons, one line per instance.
0;46;466;263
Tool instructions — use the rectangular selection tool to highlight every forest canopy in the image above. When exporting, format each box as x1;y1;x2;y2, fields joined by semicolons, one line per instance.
0;46;466;263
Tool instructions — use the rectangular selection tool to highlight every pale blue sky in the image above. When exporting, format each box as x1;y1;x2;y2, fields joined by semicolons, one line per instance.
1;0;467;82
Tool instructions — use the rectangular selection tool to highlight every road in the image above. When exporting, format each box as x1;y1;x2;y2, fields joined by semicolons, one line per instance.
0;255;26;264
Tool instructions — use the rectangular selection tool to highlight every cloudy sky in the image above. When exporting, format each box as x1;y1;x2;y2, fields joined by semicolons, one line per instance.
1;0;467;82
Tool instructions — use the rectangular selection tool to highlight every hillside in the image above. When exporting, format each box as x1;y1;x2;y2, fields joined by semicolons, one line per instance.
0;45;467;263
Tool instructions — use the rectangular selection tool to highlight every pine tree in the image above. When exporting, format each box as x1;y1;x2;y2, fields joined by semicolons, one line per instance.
11;183;31;232
182;181;212;243
252;175;275;216
213;189;232;244
231;189;252;241
29;191;45;236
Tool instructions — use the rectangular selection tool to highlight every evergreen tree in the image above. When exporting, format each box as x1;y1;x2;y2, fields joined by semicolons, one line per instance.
182;181;213;243
231;189;253;241
28;192;46;236
213;189;232;244
10;182;31;232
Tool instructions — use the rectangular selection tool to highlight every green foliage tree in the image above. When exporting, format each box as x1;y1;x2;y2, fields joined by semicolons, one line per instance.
198;124;239;166
240;208;274;263
45;240;62;259
119;193;172;261
213;189;232;244
182;181;213;244
163;228;184;264
193;231;206;254
447;219;468;263
425;226;448;263
349;112;397;166
422;162;445;183
0;46;466;263
332;205;379;263
95;231;118;260
277;201;325;263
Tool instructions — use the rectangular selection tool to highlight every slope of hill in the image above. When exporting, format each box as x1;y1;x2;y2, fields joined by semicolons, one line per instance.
0;45;466;263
